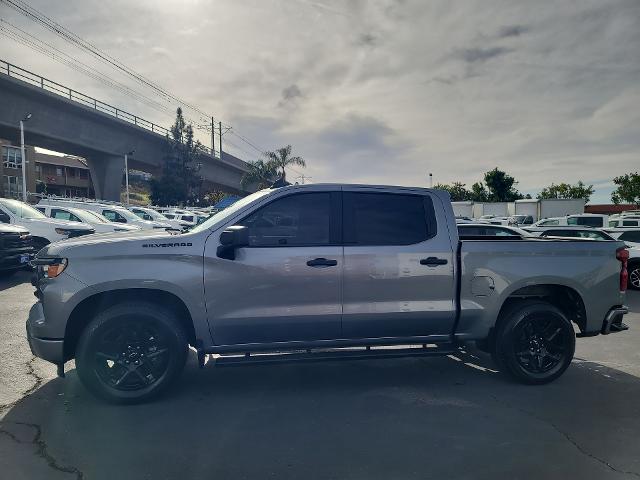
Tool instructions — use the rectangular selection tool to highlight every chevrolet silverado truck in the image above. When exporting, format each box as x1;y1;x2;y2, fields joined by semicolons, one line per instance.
26;184;630;403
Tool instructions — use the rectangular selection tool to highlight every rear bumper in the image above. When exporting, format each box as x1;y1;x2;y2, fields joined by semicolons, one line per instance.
26;302;64;365
601;306;629;335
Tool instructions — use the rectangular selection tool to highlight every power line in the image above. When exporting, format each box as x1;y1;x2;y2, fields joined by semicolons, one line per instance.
1;0;210;123
0;18;177;118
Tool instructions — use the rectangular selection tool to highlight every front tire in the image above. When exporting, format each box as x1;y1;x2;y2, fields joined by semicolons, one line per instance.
494;301;575;384
75;302;188;404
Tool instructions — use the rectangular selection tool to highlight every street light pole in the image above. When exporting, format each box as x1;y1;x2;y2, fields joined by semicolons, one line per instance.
124;151;134;205
429;172;433;188
19;113;32;202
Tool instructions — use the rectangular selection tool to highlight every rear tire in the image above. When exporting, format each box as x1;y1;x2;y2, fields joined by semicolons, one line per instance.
75;302;188;404
493;301;575;384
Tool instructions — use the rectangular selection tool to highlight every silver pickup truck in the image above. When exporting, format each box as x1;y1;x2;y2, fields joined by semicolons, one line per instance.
26;184;630;403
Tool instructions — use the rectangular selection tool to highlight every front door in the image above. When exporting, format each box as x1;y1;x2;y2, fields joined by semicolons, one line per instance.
203;190;343;346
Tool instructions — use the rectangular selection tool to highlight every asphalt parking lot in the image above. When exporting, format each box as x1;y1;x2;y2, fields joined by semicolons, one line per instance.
1;270;640;480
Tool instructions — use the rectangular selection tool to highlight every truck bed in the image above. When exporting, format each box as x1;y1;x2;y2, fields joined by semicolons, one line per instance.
454;237;626;340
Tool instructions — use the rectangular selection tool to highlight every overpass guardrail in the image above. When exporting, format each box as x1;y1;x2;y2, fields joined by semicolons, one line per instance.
1;59;170;137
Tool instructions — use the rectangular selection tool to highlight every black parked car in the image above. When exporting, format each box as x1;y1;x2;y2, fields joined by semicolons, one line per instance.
0;224;34;276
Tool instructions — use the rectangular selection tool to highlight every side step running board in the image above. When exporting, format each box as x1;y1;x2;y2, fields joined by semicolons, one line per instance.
207;344;456;367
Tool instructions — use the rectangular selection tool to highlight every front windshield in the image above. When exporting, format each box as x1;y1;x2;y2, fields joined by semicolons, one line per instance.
80;209;110;224
0;199;47;219
138;208;169;221
114;208;146;222
191;189;272;233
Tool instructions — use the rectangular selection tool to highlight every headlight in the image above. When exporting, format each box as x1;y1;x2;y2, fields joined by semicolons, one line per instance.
31;257;68;278
44;259;68;278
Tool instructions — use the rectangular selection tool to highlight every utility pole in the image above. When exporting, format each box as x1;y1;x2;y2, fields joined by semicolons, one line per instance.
211;116;216;157
429;172;433;188
296;174;312;184
19;113;32;202
218;121;223;160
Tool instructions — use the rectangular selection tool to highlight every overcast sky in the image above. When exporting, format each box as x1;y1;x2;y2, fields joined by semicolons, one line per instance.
1;0;638;202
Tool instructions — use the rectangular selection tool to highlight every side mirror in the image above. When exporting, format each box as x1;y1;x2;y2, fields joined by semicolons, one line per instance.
0;211;10;223
217;225;249;260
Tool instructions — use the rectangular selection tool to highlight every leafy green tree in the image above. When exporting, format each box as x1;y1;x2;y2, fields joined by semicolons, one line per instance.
264;145;305;180
470;182;489;202
433;182;471;201
150;108;205;206
483;168;523;201
241;159;278;190
611;172;640;206
537;181;595;203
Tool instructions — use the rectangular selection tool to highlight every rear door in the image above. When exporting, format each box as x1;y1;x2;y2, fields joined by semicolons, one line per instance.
341;188;456;340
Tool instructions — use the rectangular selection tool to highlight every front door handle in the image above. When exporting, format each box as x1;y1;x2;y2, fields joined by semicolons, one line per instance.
307;258;338;267
420;257;448;266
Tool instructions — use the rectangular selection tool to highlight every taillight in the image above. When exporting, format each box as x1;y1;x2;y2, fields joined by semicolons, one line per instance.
617;247;629;292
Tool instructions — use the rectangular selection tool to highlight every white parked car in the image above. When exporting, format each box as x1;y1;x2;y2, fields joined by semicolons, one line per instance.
604;228;640;248
36;205;141;234
0;198;95;250
607;216;640;228
524;225;615;240
161;209;199;227
458;223;532;237
37;199;171;230
128;206;188;230
533;213;608;228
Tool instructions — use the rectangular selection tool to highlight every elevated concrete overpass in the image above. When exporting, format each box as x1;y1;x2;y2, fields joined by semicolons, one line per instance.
0;62;253;200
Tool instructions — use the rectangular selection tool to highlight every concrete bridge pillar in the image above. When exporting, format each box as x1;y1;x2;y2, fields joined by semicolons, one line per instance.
86;155;124;201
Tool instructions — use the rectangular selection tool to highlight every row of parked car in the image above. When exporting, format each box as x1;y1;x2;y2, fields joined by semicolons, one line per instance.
456;220;640;289
0;196;215;276
461;211;640;229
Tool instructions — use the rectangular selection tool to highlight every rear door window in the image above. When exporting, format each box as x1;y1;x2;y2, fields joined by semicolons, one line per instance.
620;231;640;242
343;192;435;245
575;217;604;227
102;210;127;222
51;209;81;222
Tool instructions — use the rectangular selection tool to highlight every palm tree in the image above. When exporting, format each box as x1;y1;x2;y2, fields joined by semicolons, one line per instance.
241;159;277;190
264;145;305;180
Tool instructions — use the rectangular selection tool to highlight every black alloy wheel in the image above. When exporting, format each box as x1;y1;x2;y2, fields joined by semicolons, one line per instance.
76;302;188;404
494;301;575;384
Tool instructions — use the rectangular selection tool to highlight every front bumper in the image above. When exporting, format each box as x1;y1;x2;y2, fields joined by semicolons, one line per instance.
26;302;64;365
0;251;33;271
601;306;629;335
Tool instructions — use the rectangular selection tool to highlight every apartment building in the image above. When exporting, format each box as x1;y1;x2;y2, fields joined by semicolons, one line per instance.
1;138;94;199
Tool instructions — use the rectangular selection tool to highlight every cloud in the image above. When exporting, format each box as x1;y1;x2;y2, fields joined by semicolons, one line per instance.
356;33;378;47
1;0;638;199
457;47;512;64
281;84;303;101
497;25;529;38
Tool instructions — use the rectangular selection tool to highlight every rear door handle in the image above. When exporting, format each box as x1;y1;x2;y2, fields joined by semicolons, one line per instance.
420;257;448;266
306;258;338;267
